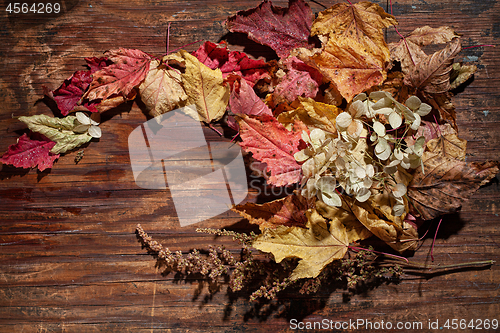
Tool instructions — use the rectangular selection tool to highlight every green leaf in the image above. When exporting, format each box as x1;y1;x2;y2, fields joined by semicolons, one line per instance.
19;115;93;154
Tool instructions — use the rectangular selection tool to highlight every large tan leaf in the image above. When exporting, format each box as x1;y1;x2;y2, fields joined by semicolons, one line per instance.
139;58;187;118
404;38;461;94
179;50;230;123
231;193;309;230
277;97;339;134
252;209;348;280
408;151;500;220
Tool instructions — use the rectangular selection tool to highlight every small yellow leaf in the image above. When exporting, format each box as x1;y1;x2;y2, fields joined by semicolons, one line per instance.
426;133;467;160
277;97;340;134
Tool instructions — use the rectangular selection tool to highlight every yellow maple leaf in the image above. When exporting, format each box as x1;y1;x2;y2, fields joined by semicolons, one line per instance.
301;1;397;102
252;209;348;280
179;50;230;123
139;58;187;118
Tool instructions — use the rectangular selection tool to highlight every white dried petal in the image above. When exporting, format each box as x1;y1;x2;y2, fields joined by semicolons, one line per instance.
413;136;426;156
88;125;102;138
393;201;406;216
73;124;90;133
416;102;432;116
369;91;391;101
356;187;371;202
411;113;421;130
76;112;91;125
350;100;367;118
373;121;386;137
294;150;309;162
375;137;389;154
405;95;421;111
355;165;366;178
393;183;407;198
384;159;400;174
353;93;367;102
388;111;402;129
348;119;364;139
373;106;393;115
393;147;404;160
310;128;325;144
336;112;352;128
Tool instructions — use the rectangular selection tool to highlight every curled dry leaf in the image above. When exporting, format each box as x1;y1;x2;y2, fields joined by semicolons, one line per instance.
390;25;460;75
231;192;309;230
252;209;349;280
404;38;461;94
450;63;477;90
277;97;339;134
193;41;270;86
18;114;94;154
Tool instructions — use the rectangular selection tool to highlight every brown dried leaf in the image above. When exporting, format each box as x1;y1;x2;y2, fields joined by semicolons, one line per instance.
450;63;477;90
404;38;461;94
390;26;459;76
408;152;500;220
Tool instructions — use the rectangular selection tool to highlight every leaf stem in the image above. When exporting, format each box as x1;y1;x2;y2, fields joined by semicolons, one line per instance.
430;217;443;261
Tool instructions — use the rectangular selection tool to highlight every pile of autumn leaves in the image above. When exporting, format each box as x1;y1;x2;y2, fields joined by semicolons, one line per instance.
2;0;499;282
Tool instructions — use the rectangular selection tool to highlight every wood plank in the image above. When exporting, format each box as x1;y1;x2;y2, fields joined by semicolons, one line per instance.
1;0;499;331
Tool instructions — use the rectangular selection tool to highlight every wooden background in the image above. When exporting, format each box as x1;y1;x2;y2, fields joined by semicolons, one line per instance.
0;0;499;332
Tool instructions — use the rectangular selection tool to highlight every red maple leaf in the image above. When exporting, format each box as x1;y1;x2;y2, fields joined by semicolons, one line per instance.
192;41;269;86
225;0;315;58
237;114;306;186
0;133;59;171
49;57;111;115
84;48;151;101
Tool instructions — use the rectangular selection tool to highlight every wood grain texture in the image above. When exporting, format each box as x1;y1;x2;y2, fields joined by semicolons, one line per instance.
0;0;499;332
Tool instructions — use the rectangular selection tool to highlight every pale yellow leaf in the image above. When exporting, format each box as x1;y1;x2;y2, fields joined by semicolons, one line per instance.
179;50;230;123
139;58;187;118
252;209;348;280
